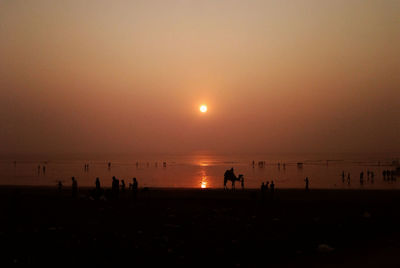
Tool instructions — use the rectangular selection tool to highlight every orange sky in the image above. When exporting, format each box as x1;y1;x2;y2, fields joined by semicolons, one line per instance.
0;0;399;154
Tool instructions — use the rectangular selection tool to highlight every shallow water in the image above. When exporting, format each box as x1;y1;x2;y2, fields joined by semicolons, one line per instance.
0;152;399;189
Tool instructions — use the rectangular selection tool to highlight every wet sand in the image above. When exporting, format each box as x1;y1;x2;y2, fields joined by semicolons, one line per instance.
1;186;400;267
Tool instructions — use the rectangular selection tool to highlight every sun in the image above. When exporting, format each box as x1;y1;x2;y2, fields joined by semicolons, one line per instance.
200;105;208;113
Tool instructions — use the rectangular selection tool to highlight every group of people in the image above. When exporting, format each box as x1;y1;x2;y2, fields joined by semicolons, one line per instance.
37;165;46;175
260;180;275;194
383;170;397;182
251;161;286;170
109;176;139;199
84;164;89;172
341;169;397;185
58;176;139;199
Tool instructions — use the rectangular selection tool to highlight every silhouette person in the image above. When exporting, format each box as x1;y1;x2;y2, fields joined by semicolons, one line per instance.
305;177;309;191
112;176;120;198
347;173;351;185
132;177;138;200
265;181;269;191
342;171;345;183
38;165;41;175
108;162;111;169
241;176;245;191
360;172;364;185
95;177;101;191
121;179;126;192
43;165;46;174
270;180;275;194
72;177;78;197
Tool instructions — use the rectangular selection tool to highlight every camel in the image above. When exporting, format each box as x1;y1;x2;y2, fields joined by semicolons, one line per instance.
224;168;244;190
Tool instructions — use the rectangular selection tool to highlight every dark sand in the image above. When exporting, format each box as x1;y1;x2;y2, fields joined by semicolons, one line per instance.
1;187;400;267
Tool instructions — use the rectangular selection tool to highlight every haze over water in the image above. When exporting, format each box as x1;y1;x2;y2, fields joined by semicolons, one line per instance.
0;1;399;188
1;152;398;189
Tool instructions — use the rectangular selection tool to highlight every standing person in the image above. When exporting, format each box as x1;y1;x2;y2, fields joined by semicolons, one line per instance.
43;165;46;174
260;182;265;201
241;176;245;191
360;172;364;185
112;176;116;193
265;181;269;191
347;173;351;185
270;180;275;194
72;177;78;197
95;177;101;191
121;180;126;192
132;177;138;200
38;165;41;175
341;171;345;183
305;177;309;191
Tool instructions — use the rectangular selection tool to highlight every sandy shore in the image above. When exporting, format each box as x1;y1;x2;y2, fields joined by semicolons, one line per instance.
1;186;400;267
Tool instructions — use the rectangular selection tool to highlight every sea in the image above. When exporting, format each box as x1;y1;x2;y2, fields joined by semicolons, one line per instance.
0;152;399;189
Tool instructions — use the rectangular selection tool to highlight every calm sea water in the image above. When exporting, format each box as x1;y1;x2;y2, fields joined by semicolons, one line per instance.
0;153;399;189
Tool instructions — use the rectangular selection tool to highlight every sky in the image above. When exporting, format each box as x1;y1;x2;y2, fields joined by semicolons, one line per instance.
0;0;399;154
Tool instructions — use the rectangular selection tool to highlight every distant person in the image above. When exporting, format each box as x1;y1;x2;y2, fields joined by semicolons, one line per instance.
112;176;120;197
43;165;46;174
72;177;78;197
270;180;275;194
304;177;309;191
132;177;138;200
341;171;345;183
252;160;255;168
95;177;101;191
371;172;375;183
38;165;41;175
241;177;245;191
265;181;269;191
360;172;364;185
261;182;265;192
283;163;286;170
347;173;351;185
108;162;111;169
121;180;126;192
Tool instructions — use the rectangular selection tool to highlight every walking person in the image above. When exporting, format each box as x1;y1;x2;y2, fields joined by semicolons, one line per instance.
132;177;138;200
305;177;309;191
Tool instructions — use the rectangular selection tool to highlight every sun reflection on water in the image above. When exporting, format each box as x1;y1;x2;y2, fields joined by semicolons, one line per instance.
200;176;207;189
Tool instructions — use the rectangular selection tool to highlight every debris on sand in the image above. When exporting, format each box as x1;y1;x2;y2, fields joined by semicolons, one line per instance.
363;211;371;219
317;244;334;253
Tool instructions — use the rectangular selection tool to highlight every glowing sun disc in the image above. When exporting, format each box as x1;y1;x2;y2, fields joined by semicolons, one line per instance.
200;105;207;113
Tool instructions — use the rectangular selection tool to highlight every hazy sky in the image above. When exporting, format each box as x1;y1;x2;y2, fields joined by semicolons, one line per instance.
0;0;399;154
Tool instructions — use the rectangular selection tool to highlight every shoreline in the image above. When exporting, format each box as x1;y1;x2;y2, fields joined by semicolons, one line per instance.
2;185;400;266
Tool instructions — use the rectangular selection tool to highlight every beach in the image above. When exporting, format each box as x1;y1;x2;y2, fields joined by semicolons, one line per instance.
1;187;400;267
